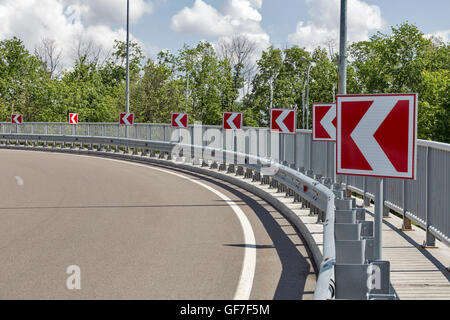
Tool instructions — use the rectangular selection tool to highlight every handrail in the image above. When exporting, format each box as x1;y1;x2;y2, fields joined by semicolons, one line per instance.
0;132;337;299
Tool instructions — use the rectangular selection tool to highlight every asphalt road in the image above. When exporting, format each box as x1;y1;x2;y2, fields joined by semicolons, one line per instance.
0;149;316;299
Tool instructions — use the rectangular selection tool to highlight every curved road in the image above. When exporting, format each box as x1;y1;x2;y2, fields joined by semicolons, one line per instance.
0;149;316;299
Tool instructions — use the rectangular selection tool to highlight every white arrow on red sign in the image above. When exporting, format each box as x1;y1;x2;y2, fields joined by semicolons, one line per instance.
11;114;23;124
171;113;188;128
336;94;417;179
223;112;242;130
69;113;78;125
119;112;134;125
312;103;336;141
270;108;296;134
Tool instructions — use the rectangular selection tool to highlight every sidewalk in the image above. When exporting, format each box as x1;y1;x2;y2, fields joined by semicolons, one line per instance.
358;197;450;300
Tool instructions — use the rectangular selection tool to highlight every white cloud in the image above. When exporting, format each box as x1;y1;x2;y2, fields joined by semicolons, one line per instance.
171;0;270;52
170;0;270;82
426;30;450;43
171;0;234;36
288;0;385;51
64;0;153;25
0;0;154;68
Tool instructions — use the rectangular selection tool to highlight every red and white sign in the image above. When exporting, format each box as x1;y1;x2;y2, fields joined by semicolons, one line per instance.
11;114;23;124
270;108;296;134
223;112;242;130
336;94;417;179
119;112;134;125
171;113;188;128
312;103;336;141
69;113;78;125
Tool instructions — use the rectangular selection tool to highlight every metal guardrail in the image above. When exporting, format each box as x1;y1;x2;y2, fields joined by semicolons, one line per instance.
2;122;447;248
0;131;338;300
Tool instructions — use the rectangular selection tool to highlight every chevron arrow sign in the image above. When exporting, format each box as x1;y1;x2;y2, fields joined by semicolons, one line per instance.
171;113;188;128
11;114;23;124
312;103;336;141
270;108;296;134
68;113;78;125
119;112;134;125
223;112;242;130
336;94;418;179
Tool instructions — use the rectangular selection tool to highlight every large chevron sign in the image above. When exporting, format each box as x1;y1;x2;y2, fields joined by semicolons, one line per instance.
312;103;336;141
270;108;296;134
69;113;78;125
336;94;418;179
171;113;188;128
11;114;23;124
223;112;242;130
119;112;134;125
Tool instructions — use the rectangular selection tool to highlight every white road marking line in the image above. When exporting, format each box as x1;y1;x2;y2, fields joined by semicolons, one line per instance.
15;176;24;186
30;153;256;300
56;153;257;300
145;165;256;300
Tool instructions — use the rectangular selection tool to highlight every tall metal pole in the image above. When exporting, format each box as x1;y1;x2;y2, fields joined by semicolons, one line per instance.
305;63;311;130
125;0;130;142
126;0;130;114
336;0;347;185
338;0;347;96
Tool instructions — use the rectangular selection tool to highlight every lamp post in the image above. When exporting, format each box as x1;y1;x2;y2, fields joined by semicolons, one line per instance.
125;0;130;141
301;57;314;129
125;0;130;115
305;62;314;130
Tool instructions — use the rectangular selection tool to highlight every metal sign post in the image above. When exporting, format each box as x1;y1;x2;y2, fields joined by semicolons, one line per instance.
374;177;383;260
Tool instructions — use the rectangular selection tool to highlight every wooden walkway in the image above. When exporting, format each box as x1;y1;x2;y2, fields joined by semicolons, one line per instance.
359;198;450;300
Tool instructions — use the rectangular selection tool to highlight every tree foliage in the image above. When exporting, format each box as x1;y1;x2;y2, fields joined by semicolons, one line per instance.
0;23;448;142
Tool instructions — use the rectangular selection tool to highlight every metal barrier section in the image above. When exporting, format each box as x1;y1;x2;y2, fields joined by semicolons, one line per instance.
0;131;342;299
2;121;447;297
1;123;448;247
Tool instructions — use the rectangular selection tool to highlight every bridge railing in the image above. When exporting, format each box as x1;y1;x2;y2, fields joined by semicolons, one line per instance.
2;121;448;247
0;130;338;299
2;122;448;247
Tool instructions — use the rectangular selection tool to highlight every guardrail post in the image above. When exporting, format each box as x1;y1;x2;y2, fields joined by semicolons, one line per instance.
423;146;436;247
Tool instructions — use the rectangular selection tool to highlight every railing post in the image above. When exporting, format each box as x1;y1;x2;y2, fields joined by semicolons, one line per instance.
402;179;412;230
309;135;313;170
382;178;389;217
294;131;297;168
363;176;370;207
424;146;436;247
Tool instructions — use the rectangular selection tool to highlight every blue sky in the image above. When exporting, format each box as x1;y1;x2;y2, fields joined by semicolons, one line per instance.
131;0;450;55
0;0;448;67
